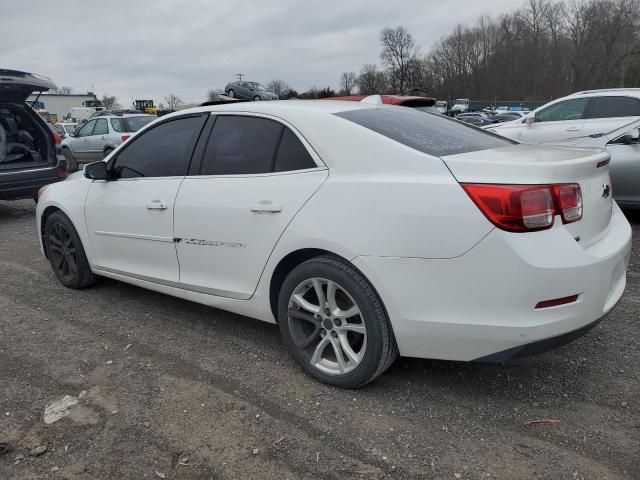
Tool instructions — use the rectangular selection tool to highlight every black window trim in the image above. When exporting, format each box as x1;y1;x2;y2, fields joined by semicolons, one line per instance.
535;97;592;123
187;112;325;178
108;112;209;180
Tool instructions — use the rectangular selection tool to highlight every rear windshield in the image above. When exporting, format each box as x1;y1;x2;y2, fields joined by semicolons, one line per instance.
335;107;514;156
124;116;154;132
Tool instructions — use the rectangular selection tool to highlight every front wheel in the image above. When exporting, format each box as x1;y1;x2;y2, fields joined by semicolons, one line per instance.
227;89;235;98
254;95;261;101
277;256;397;388
44;211;99;289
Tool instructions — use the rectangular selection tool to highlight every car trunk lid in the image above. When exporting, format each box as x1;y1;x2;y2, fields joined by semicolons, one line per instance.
0;69;57;103
442;144;613;246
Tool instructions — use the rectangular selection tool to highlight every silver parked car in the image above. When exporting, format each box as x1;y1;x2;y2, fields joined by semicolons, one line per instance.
61;113;154;170
224;81;278;101
543;119;640;208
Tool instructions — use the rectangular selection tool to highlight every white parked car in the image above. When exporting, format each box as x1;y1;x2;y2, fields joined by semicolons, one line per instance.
36;98;631;388
450;98;470;115
485;89;640;143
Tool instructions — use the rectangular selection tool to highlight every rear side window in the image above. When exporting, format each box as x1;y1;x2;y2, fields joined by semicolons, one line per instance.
274;128;316;172
335;107;513;156
200;116;281;175
535;98;588;122
93;118;108;135
588;96;640;119
124;116;154;132
110;118;125;132
114;115;205;178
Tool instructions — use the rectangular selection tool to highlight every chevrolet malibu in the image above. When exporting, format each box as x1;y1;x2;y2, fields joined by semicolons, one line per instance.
36;97;632;388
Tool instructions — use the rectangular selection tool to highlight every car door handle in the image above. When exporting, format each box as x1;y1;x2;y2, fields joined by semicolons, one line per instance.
146;200;167;210
250;201;282;213
565;127;580;132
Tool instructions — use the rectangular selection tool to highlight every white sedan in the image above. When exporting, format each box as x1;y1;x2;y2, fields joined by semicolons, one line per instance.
36;97;632;388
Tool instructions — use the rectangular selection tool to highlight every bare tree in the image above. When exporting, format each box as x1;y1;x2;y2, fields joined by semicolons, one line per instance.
339;72;357;95
165;94;182;110
356;64;389;95
58;86;73;95
206;88;224;102
380;26;418;93
100;94;119;110
266;79;291;97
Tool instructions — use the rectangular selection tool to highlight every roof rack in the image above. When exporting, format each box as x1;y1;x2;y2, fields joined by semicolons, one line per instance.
90;109;146;117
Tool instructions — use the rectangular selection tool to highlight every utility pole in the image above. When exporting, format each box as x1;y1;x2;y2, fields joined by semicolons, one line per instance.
235;73;244;81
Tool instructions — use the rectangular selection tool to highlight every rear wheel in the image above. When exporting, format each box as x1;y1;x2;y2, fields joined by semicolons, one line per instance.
62;148;78;172
103;147;114;159
44;211;98;289
228;89;235;98
254;95;261;101
278;255;397;388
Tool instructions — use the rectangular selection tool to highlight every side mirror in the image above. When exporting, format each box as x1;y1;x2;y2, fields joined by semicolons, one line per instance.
525;116;535;128
84;161;109;180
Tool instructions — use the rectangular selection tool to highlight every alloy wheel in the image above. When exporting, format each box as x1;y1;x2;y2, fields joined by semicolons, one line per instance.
287;277;367;375
48;222;78;283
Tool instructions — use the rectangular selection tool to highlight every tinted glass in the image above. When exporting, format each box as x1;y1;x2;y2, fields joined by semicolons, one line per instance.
274;128;317;172
114;115;204;178
588;96;640;119
200;116;283;175
536;98;588;122
76;120;95;137
335;107;514;156
124;116;154;132
93;118;108;135
110;118;125;132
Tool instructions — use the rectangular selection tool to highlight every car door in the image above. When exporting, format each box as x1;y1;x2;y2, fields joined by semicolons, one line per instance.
236;82;249;99
174;114;328;299
70;120;95;161
84;114;208;284
607;128;640;206
583;96;640;137
521;98;589;143
87;118;109;160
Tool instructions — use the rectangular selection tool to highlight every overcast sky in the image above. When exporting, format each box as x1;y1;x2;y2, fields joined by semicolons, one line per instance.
3;0;531;107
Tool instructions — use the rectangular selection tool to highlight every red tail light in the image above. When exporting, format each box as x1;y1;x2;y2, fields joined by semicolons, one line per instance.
121;135;130;142
462;183;582;232
52;132;62;145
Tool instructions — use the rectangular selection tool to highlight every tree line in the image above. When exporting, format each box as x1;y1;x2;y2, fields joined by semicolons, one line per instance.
262;0;640;101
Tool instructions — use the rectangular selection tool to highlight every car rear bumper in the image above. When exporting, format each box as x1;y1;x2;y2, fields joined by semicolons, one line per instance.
0;157;67;200
353;203;632;361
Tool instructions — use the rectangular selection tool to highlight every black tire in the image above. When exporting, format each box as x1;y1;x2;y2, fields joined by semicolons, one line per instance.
277;255;397;388
228;89;235;98
62;148;78;172
44;211;99;289
254;95;261;101
103;148;114;159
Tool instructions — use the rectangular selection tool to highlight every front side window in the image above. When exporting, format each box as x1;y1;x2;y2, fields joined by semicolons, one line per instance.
76;120;95;137
535;98;589;122
335;107;514;157
200;116;283;175
93;118;108;135
113;115;205;179
588;96;640;119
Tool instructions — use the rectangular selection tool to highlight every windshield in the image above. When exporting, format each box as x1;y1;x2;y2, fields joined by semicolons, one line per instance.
124;116;154;132
454;99;469;105
250;83;267;91
435;101;446;107
335;107;514;157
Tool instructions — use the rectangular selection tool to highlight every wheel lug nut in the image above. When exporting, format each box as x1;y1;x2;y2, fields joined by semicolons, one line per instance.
334;319;342;327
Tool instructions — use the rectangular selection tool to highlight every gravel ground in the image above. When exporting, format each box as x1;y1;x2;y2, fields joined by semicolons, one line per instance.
0;199;638;480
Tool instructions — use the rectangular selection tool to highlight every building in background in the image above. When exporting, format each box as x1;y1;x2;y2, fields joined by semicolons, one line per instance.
26;92;99;121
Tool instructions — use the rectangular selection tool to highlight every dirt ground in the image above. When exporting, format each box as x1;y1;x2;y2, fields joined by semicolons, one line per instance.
0;199;638;480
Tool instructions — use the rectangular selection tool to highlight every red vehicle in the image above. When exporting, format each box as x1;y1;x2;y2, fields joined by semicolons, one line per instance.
325;95;439;112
